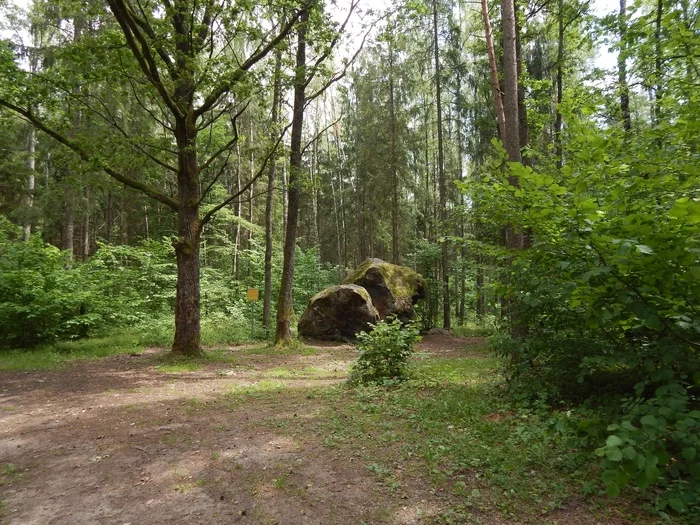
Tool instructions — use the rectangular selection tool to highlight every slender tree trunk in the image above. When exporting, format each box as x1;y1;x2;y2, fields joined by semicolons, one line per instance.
476;255;485;317
248;118;255;255
23;126;36;241
82;187;90;259
389;35;400;264
618;0;631;131
481;0;506;139
653;0;663;125
233;143;242;279
62;201;74;258
555;0;564;168
263;51;282;333
106;190;114;243
276;9;308;344
281;162;288;239
433;0;450;330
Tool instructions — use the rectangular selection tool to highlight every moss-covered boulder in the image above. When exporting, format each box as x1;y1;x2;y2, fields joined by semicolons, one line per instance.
298;284;380;341
344;258;427;321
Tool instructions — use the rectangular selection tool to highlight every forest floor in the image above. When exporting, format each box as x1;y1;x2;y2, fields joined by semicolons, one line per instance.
0;334;656;525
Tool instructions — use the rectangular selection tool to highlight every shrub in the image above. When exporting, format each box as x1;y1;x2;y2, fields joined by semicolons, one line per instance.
349;317;421;386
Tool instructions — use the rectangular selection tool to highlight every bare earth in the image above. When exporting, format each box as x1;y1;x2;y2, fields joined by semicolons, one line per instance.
0;335;639;525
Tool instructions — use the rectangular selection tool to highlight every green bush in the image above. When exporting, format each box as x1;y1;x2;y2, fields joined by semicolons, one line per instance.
0;218;96;347
349;317;421;386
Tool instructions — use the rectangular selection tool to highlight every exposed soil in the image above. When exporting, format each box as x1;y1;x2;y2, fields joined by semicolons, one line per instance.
0;335;640;524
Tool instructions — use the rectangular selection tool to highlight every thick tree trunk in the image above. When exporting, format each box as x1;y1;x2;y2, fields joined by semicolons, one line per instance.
276;9;308;345
263;51;282;333
172;116;202;357
433;0;450;330
502;0;526;339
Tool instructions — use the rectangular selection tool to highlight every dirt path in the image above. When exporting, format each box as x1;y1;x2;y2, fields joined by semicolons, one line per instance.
0;336;634;524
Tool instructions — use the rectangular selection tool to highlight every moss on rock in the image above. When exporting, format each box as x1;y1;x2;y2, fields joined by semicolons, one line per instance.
344;258;426;321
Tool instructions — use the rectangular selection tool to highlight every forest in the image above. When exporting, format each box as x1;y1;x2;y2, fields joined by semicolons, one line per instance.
0;0;698;522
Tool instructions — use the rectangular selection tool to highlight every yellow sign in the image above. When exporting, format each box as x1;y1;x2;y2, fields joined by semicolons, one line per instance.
247;288;260;301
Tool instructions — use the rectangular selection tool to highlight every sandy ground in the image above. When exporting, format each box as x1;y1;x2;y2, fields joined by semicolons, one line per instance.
0;335;642;524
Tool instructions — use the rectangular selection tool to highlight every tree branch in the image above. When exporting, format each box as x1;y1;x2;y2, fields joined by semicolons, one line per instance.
200;120;292;226
194;3;311;119
0;99;179;211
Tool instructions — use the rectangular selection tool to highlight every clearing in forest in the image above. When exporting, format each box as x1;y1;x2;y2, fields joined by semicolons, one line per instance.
1;335;651;524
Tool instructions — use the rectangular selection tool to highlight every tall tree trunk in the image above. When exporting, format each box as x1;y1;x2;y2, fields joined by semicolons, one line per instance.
23;126;36;241
276;9;308;344
554;0;564;168
62;201;74;258
248;118;255;254
233;142;242;279
106;190;114;243
433;0;450;330
281;162;288;239
653;0;663;125
263;50;282;333
82;186;90;259
172;116;202;357
618;0;631;131
481;0;506;139
389;34;400;265
502;0;526;339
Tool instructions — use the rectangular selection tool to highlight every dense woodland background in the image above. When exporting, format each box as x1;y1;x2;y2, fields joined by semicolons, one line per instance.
0;0;698;517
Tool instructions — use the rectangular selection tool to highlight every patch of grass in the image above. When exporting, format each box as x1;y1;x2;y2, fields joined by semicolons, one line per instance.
317;356;628;521
156;362;202;373
0;334;144;371
261;366;341;379
0;464;23;487
242;342;315;357
272;473;289;489
451;318;497;338
161;434;178;446
227;379;287;398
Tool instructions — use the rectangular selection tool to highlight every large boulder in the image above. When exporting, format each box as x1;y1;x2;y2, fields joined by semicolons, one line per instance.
344;258;426;321
298;284;380;341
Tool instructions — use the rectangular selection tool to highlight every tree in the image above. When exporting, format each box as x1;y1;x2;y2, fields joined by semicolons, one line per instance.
1;0;307;356
276;8;309;344
432;0;451;330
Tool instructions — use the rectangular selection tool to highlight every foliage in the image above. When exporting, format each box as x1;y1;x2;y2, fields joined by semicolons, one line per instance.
0;217;95;347
349;317;421;385
475;64;700;515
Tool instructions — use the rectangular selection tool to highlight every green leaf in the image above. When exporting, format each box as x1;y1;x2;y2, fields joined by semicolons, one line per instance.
606;447;623;462
606;435;624;447
640;415;658;427
622;446;637;460
682;447;696;461
636;245;654;255
606;482;620;497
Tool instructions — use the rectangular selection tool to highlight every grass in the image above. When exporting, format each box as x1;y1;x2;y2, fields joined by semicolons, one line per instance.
315;356;649;523
451;318;497;338
0;334;144;371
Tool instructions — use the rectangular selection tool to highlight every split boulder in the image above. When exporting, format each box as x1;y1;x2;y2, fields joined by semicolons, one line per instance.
297;284;380;341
